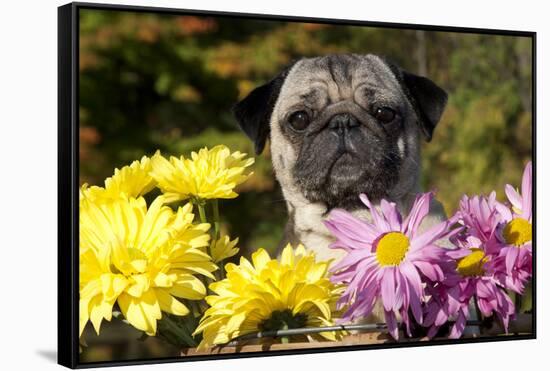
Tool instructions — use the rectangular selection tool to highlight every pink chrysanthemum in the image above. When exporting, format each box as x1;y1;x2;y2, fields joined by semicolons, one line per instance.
457;191;502;244
492;161;533;293
424;235;515;338
324;192;459;339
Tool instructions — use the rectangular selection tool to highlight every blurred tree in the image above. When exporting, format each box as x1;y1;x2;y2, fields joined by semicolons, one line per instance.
79;8;532;254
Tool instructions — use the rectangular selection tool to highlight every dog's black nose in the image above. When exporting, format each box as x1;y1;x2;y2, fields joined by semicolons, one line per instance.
328;113;360;133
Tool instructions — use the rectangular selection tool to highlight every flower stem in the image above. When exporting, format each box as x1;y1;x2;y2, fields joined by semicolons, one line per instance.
513;291;522;335
473;294;484;335
197;202;208;224
191;300;203;319
514;291;522;313
159;315;197;347
280;324;290;344
195;202;212;257
193;199;214;290
212;199;225;279
219;260;226;280
212;199;220;240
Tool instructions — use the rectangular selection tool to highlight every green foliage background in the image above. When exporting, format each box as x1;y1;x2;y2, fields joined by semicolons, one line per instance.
79;9;532;258
78;8;532;362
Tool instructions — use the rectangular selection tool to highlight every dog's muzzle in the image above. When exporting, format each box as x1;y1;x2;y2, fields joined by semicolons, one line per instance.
328;113;361;152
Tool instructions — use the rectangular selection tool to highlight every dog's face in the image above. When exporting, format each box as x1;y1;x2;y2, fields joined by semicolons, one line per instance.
234;54;447;210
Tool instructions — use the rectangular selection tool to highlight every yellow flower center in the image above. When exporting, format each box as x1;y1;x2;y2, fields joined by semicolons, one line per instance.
376;232;410;266
502;218;532;247
456;248;487;277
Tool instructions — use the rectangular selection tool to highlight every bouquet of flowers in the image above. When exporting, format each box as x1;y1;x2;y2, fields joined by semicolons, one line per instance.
79;144;532;350
325;162;532;339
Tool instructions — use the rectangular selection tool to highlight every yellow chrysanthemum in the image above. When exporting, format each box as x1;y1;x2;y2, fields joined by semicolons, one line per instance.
83;156;156;202
150;145;254;202
79;195;217;337
193;244;343;349
209;235;240;263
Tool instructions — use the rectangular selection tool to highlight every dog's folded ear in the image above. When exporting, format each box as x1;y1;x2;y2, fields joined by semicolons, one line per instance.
385;60;448;142
402;71;448;141
233;63;294;154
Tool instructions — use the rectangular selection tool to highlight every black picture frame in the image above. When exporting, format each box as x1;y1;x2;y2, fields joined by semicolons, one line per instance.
58;2;537;368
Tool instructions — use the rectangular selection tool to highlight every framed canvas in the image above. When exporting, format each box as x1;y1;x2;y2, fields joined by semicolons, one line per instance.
58;2;536;368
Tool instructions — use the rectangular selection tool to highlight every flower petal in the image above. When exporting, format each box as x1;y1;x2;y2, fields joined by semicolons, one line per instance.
521;161;532;220
505;247;519;275
413;260;443;282
380;267;396;311
170;274;206;300
403;192;432;235
118;291;161;335
449;308;468;339
359;194;390;232
400;261;423;323
156;289;190;316
251;248;271;270
380;199;402;231
384;310;399;340
505;184;523;211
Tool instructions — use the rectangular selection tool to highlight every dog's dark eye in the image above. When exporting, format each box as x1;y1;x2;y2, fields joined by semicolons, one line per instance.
374;107;396;123
288;111;310;131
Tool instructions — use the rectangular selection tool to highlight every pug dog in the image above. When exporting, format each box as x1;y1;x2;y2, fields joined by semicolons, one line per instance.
233;54;448;263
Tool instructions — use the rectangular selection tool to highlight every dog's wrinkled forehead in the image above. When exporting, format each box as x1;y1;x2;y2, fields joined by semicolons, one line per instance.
276;54;403;112
233;53;447;155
